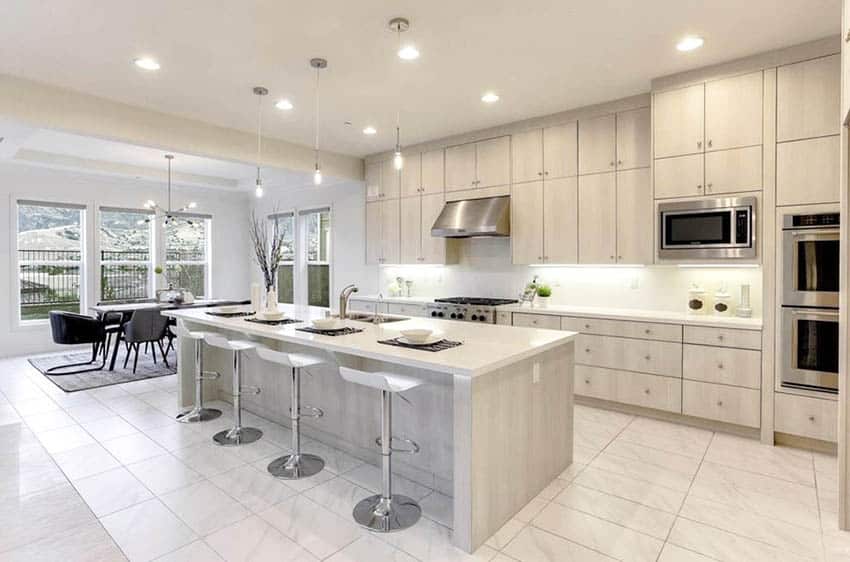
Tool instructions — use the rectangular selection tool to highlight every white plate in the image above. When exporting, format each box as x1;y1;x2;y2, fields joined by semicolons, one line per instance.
312;319;345;330
397;335;443;346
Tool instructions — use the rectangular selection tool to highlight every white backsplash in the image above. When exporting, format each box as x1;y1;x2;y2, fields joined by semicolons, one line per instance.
380;238;763;317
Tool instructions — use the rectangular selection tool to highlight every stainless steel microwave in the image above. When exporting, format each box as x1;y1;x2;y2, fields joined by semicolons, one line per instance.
659;197;756;259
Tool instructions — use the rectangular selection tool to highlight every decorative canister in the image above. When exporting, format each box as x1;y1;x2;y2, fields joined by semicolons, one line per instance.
687;283;707;315
713;283;733;316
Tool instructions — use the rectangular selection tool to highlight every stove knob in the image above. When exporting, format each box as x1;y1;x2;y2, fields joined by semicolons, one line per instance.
437;312;444;317
431;311;438;317
479;316;487;322
470;314;478;321
457;313;465;320
450;313;457;319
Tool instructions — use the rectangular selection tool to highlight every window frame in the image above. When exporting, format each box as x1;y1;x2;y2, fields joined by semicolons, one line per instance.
13;197;88;327
269;210;296;305
163;213;212;299
96;206;156;303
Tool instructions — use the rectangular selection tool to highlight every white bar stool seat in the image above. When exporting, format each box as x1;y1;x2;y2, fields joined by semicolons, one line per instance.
173;324;222;423
339;366;424;532
203;333;263;446
254;347;326;479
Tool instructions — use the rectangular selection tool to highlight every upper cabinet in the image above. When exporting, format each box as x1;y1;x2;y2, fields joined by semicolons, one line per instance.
400;152;422;198
544;123;578;179
705;71;763;151
445;137;510;191
401;148;445;197
365;162;382;201
511;129;544;184
777;54;840;142
578;114;616;175
578;173;617;264
653;83;704;158
365;159;400;201
616;107;651;170
511;178;578;265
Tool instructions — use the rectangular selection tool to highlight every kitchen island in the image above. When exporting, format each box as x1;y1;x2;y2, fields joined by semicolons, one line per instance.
164;304;576;552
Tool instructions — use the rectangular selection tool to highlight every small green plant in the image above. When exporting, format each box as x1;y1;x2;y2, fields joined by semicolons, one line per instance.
536;285;552;298
154;265;163;275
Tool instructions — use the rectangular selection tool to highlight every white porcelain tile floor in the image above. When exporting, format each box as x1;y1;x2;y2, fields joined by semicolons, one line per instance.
2;355;850;561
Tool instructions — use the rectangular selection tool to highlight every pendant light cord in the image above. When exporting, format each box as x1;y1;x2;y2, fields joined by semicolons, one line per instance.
314;66;320;166
167;156;172;212
256;91;263;182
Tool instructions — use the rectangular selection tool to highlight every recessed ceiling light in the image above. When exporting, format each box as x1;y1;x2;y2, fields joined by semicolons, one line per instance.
133;57;160;71
275;99;293;111
676;35;704;52
363;126;377;135
398;45;420;60
481;92;500;104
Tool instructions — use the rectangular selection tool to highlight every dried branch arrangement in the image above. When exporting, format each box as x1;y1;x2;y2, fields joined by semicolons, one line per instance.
248;210;284;290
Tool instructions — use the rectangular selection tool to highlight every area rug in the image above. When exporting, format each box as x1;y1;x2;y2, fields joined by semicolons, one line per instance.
28;348;177;392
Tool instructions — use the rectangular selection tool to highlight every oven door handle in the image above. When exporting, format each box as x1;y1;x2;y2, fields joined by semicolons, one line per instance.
790;309;839;317
791;229;840;236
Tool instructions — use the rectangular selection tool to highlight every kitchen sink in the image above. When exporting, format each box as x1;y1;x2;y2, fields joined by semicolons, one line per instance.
345;313;408;324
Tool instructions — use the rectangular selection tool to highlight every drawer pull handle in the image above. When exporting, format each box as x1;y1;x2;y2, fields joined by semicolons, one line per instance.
644;329;651;334
808;415;816;422
717;400;723;407
644;355;651;361
584;379;590;384
585;348;591;353
644;389;650;395
584;324;591;329
717;363;724;370
718;335;725;341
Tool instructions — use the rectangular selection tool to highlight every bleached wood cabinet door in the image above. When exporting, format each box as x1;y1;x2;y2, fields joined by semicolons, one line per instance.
654;83;705;158
654;154;704;199
578;172;616;264
476;136;511;188
445;142;477;191
511;181;544;264
420;193;446;264
512;129;544;184
400;152;422;198
777;54;841;142
579;114;616;175
544;122;578;179
380;198;400;264
380;159;400;199
365;162;382;201
616;107;651;170
704;146;763;195
399;196;421;263
420;149;445;195
705;71;763;151
543;177;578;264
365;200;382;264
616;168;653;264
777;136;841;205
844;1;850;119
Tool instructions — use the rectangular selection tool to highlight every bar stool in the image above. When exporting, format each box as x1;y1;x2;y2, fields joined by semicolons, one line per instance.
338;367;423;532
173;324;222;423
254;347;326;479
203;333;263;446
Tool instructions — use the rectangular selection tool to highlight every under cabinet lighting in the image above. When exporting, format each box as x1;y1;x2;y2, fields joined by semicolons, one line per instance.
133;57;161;71
481;92;500;103
363;126;377;135
676;36;704;52
275;99;294;111
677;264;759;269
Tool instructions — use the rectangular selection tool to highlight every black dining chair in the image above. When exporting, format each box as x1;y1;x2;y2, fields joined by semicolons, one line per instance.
47;311;109;374
122;307;171;373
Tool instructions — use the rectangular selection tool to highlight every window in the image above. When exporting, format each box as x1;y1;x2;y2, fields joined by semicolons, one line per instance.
165;215;210;298
269;207;331;308
271;212;295;304
17;201;85;321
99;208;154;302
302;207;331;307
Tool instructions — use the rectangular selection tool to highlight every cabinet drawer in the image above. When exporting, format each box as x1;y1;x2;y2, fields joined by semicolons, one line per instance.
386;303;426;317
682;380;760;428
512;313;561;330
348;299;377;314
576;365;682;413
682;344;761;389
774;393;837;442
561;316;682;342
496;311;512;326
683;325;761;350
576;334;682;377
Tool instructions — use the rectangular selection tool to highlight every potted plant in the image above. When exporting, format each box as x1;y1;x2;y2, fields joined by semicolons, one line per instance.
536;284;552;308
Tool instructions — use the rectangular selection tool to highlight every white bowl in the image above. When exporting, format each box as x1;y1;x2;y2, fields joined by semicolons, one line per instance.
257;311;285;321
312;318;343;330
400;329;433;343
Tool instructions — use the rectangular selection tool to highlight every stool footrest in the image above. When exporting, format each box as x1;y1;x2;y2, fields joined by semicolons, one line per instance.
297;405;324;419
238;386;262;396
199;370;221;381
376;436;420;454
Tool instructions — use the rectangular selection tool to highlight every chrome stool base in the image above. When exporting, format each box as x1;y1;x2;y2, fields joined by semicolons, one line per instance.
176;407;222;423
267;453;325;479
213;426;262;446
353;494;421;532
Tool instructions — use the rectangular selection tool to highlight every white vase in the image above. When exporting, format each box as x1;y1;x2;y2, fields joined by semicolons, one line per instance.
536;296;550;308
265;286;278;312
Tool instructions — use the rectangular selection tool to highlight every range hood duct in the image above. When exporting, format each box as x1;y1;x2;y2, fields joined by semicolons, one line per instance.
430;195;510;238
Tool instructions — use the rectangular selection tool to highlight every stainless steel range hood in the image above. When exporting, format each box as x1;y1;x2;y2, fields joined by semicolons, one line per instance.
430;196;510;238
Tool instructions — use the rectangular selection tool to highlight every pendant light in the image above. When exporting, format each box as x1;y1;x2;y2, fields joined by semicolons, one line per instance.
143;154;197;226
310;57;327;185
253;86;268;198
388;17;413;171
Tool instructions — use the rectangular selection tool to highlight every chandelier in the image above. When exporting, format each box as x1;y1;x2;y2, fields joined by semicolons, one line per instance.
143;154;198;226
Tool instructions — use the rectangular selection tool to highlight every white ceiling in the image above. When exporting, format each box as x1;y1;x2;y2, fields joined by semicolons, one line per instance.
0;0;841;157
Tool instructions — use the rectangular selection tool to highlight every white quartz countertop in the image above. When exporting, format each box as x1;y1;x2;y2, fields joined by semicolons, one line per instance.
164;304;576;377
346;295;763;330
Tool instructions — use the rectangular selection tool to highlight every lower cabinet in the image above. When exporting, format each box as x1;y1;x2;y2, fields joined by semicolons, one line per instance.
774;392;837;442
682;380;761;428
386;302;427;317
575;366;682;413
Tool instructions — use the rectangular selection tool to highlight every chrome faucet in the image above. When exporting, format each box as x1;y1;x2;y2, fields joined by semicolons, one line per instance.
339;284;358;319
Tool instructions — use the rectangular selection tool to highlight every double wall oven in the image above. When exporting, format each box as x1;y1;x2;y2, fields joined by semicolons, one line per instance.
780;211;840;395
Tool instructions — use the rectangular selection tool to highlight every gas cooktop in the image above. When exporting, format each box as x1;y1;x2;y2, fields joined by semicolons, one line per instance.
434;297;519;306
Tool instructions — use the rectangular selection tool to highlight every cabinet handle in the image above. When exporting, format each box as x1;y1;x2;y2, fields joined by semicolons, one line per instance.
644;388;651;395
697;184;702;192
584;324;591;329
584;379;590;384
618;255;623;260
697;141;702;149
846;29;850;42
538;256;543;261
644;355;651;361
609;161;615;167
717;400;724;407
644;329;651;335
718;362;724;370
538;171;543;176
617;160;623;166
706;183;713;192
718;334;725;341
609;255;615;260
707;140;712;148
544;171;549;175
584;348;591;353
808;415;816;422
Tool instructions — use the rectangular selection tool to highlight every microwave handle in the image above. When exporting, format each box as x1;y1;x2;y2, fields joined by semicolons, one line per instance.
791;309;839;317
791;229;840;236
